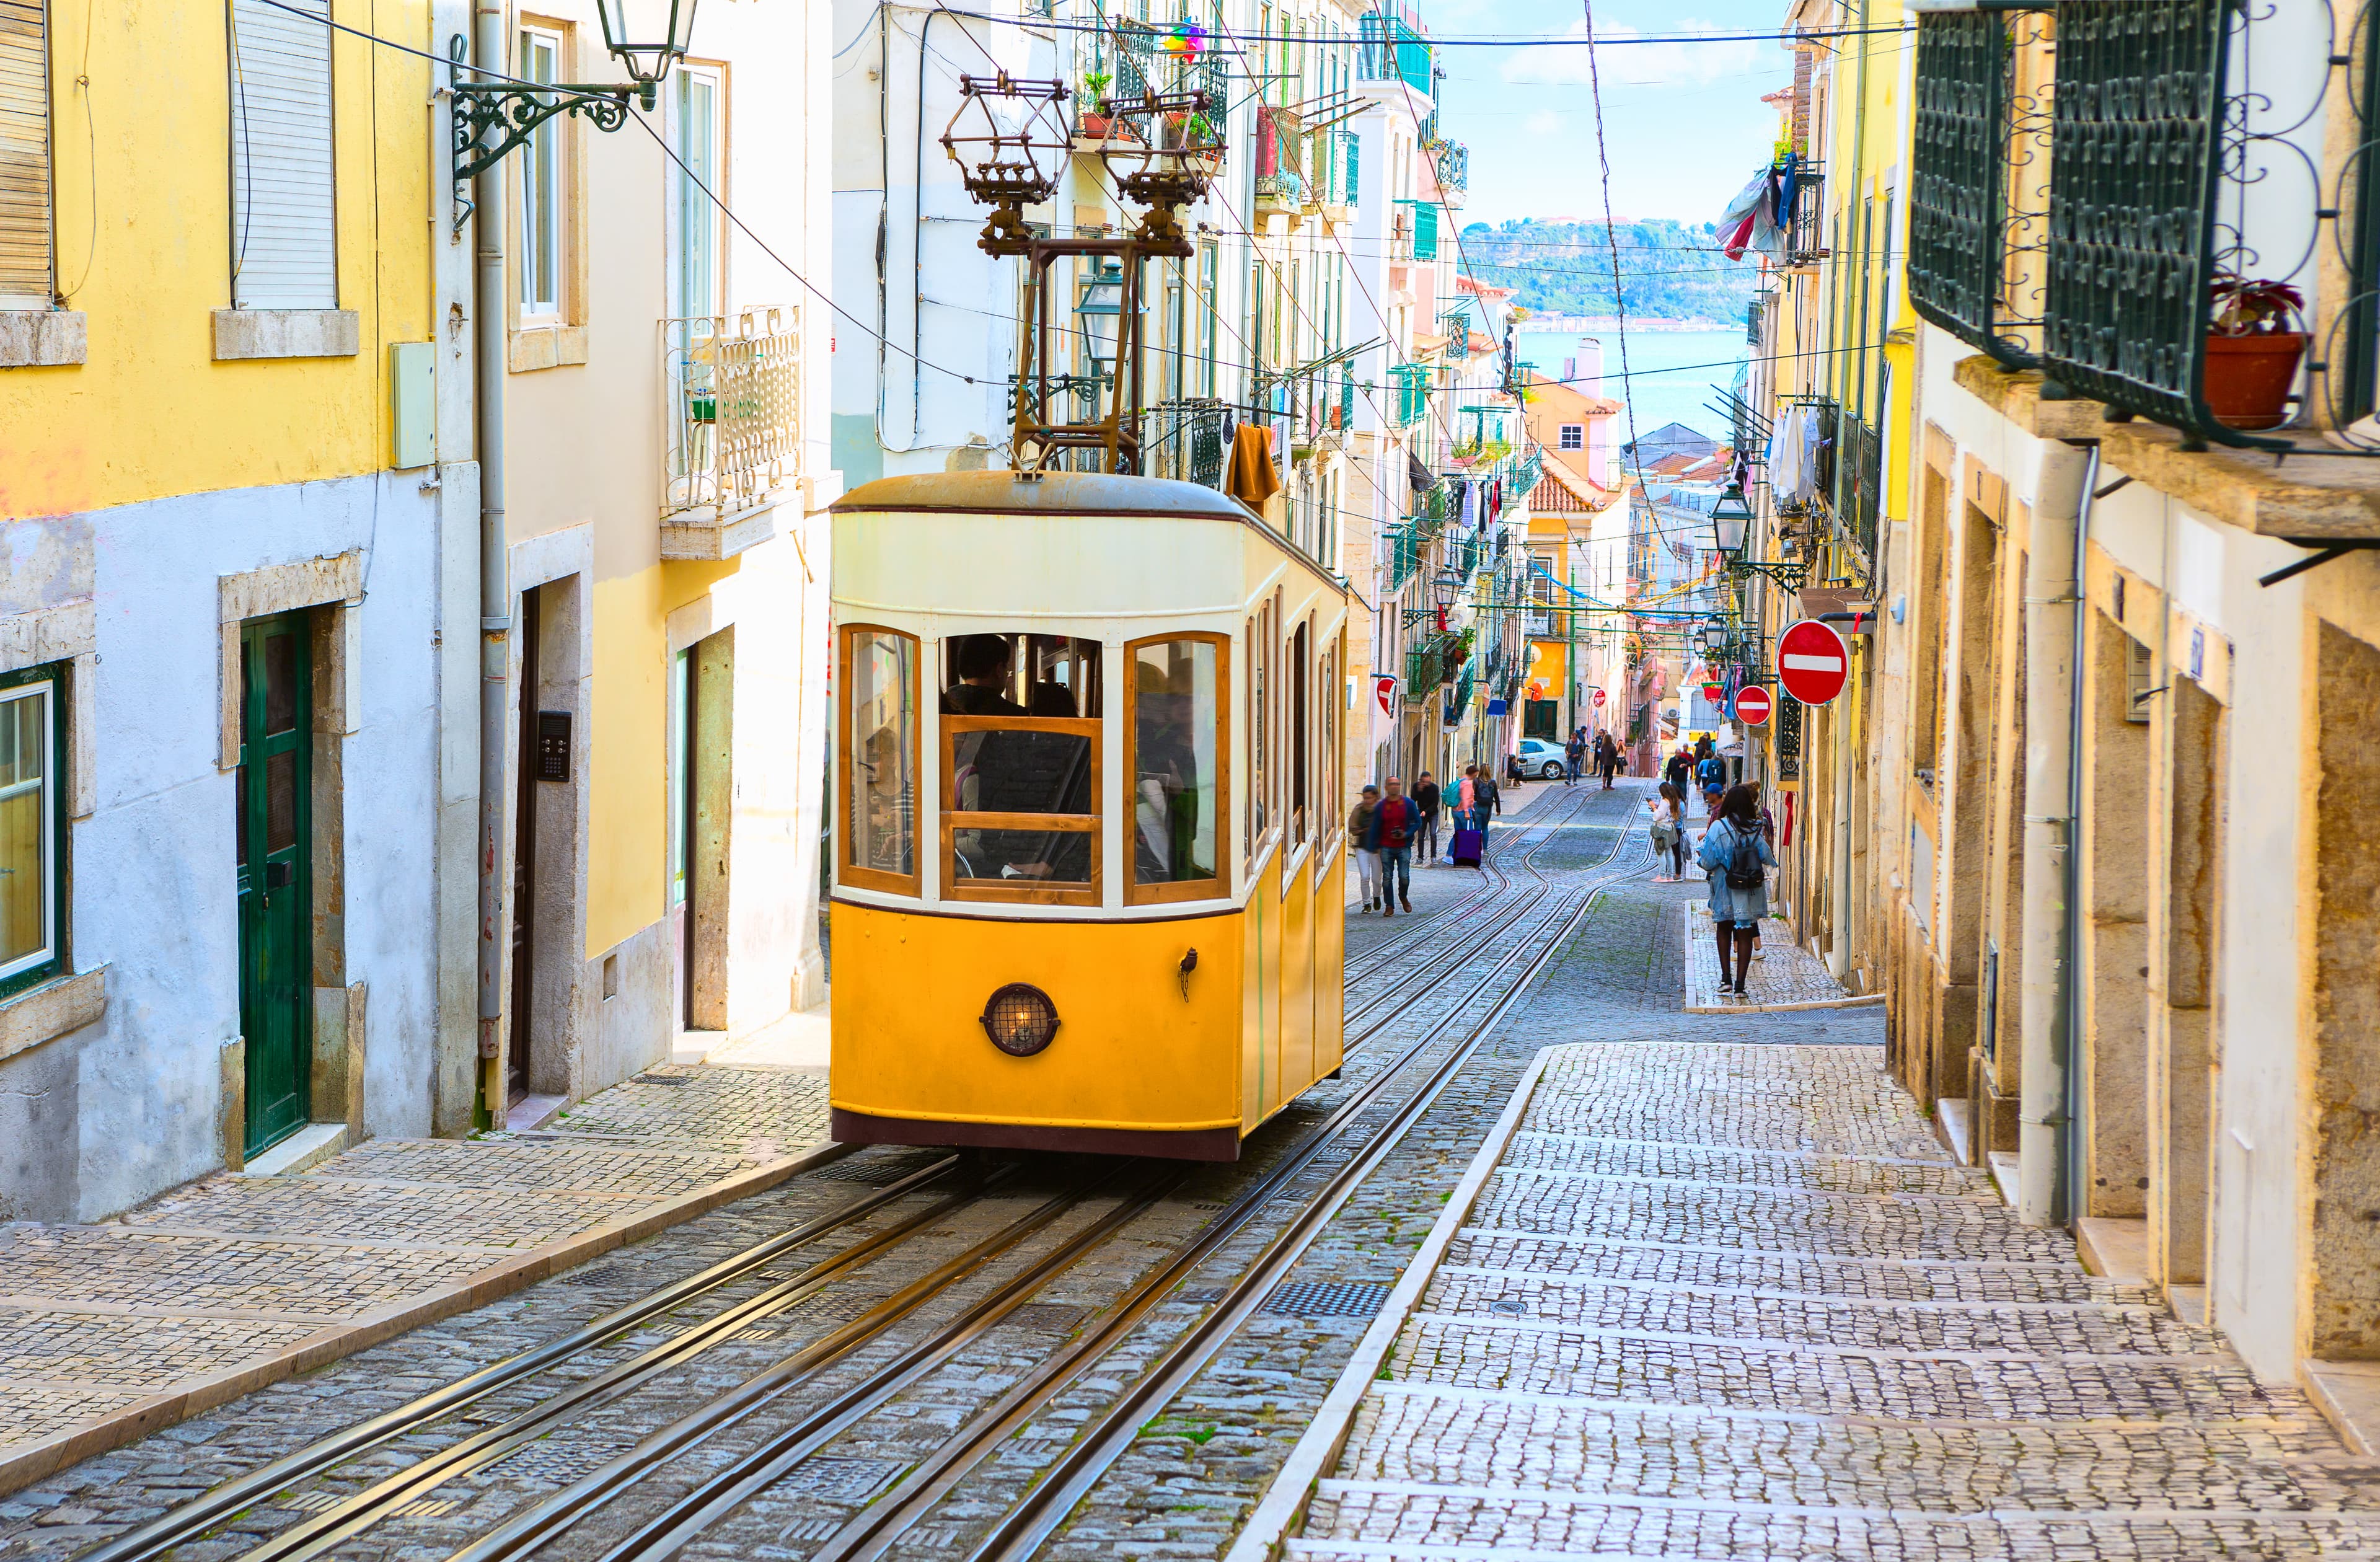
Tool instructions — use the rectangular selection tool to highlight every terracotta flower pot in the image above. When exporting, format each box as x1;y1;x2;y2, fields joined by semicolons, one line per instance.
2203;331;2306;430
1078;112;1111;138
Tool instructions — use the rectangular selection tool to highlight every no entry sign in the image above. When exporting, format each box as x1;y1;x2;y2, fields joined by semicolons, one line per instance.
1733;685;1773;725
1777;619;1849;705
1592;686;1606;708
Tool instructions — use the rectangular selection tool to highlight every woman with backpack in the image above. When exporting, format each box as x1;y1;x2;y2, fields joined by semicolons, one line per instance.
1696;782;1776;997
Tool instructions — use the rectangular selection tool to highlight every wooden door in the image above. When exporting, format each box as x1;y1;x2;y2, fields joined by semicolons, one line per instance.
237;612;312;1156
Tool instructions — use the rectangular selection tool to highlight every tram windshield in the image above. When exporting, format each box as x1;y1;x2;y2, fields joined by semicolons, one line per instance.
844;629;918;888
1130;637;1220;891
942;634;1101;896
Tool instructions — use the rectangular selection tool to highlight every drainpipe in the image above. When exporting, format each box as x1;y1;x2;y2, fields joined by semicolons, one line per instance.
2017;441;2096;1227
472;0;510;1131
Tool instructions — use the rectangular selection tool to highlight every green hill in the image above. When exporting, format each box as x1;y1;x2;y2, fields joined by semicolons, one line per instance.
1458;218;1758;326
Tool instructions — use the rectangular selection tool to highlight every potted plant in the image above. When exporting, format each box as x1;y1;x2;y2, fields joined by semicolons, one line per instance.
2204;274;2306;430
1078;69;1113;138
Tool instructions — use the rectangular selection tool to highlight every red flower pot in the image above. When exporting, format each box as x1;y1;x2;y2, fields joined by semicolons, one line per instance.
2203;332;2306;430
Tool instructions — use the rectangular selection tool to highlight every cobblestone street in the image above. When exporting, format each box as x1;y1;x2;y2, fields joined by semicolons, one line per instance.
0;1065;831;1497
1239;1036;2380;1560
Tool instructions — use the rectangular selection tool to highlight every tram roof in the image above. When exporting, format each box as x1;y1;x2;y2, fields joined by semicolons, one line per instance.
831;470;1259;521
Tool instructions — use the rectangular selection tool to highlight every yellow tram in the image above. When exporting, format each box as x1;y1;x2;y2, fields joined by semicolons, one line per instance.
829;470;1349;1159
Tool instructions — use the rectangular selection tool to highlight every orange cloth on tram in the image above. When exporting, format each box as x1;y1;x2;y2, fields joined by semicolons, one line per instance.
1225;423;1281;509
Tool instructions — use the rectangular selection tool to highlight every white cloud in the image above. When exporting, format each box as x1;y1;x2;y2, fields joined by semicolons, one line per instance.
1525;109;1567;136
1499;19;1764;90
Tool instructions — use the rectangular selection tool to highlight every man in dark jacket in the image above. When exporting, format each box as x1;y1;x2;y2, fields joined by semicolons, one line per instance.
1411;772;1442;865
1664;744;1695;801
1474;768;1502;842
1564;730;1586;785
1373;777;1421;914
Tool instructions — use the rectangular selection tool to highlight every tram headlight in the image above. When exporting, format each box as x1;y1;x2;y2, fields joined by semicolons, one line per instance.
981;983;1060;1056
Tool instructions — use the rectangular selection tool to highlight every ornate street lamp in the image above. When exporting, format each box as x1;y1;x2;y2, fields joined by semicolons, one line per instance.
1076;260;1126;377
1434;568;1464;609
1709;483;1752;558
447;0;701;218
593;0;702;106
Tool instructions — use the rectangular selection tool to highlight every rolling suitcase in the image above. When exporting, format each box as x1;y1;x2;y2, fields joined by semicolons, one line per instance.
1450;826;1484;867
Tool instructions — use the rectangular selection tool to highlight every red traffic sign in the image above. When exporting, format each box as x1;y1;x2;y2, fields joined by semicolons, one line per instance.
1591;686;1607;708
1777;619;1849;705
1733;685;1773;725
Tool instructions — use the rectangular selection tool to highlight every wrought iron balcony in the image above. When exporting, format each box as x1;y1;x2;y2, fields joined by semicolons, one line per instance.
1427;137;1468;199
1140;397;1231;488
1911;0;2338;450
661;307;798;560
1783;164;1827;268
1390;363;1432;426
1357;7;1434;99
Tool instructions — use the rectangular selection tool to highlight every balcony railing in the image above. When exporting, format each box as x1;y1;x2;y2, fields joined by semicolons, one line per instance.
1390;362;1432;426
1911;0;2337;450
1783;163;1826;267
1140;397;1231;488
1427;137;1467;198
1357;8;1434;99
1253;105;1305;210
1398;198;1440;261
661;307;798;558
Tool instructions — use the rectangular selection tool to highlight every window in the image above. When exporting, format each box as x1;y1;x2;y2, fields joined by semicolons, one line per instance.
0;663;63;994
1559;423;1584;451
673;64;722;319
940;633;1101;905
228;0;335;310
0;0;54;310
842;627;919;894
1127;635;1227;904
1289;620;1310;847
1247;602;1272;855
518;25;564;319
1320;637;1338;850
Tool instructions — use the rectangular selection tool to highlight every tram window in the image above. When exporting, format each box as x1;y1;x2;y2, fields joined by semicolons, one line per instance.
1320;639;1338;847
842;627;919;893
1289;621;1310;847
1247;609;1271;854
1127;636;1225;900
941;632;1102;904
940;633;1102;717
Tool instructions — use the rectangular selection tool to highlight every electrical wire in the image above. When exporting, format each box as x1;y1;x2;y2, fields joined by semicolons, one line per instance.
249;0;993;387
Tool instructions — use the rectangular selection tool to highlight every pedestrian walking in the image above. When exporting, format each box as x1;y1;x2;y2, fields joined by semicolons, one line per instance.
1564;728;1586;786
1373;777;1421;915
1475;765;1502;845
1651;782;1686;880
1664;744;1695;805
1413;771;1442;865
1598;731;1621;788
1696;782;1776;998
1348;785;1383;912
1696;749;1727;823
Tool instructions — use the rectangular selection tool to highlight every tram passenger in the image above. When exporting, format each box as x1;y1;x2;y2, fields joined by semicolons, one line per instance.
942;633;1027;715
1133;661;1209;882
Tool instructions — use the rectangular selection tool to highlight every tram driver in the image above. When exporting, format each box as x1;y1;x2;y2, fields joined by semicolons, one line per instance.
943;633;1095;885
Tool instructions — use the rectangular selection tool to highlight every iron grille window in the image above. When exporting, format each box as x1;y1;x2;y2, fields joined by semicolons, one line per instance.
2040;0;2249;446
1908;12;2029;366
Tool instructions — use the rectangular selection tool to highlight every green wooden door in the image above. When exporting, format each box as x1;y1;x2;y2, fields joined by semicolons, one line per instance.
237;613;312;1157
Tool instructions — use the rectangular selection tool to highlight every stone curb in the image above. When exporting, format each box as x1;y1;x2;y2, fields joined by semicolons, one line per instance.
0;1137;850;1499
1679;911;1884;1015
1222;1049;1556;1562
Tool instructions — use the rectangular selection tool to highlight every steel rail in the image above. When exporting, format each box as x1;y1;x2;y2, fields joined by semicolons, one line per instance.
442;1168;1127;1562
1340;782;1606;983
68;1148;956;1562
229;1170;1010;1562
671;808;1651;1562
959;837;1651;1562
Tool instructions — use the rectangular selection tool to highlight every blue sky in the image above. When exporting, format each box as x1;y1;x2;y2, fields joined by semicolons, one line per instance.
1423;0;1794;227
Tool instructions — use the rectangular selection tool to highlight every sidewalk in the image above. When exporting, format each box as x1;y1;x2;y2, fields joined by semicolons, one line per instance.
1236;1041;2380;1560
0;1051;832;1497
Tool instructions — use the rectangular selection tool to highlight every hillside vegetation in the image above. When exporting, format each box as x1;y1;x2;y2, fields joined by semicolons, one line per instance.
1458;218;1758;326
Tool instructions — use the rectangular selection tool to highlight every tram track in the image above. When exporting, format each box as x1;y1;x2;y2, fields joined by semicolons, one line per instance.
74;788;1650;1562
584;789;1654;1562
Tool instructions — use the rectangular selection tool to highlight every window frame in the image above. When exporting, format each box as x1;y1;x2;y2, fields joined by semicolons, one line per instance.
671;60;727;321
225;0;338;312
1558;423;1584;451
0;661;66;997
516;22;568;323
1124;631;1232;907
839;624;923;898
940;714;1103;908
0;0;56;311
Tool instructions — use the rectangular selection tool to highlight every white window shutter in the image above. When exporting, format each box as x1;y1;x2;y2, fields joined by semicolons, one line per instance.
0;0;51;309
229;0;334;310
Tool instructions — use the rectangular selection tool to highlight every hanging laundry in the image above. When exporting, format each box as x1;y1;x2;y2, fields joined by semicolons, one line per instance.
1716;169;1769;263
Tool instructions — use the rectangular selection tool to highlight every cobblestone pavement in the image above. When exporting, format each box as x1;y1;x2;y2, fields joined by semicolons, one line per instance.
1680;905;1883;1013
1256;1040;2380;1560
0;1062;829;1492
